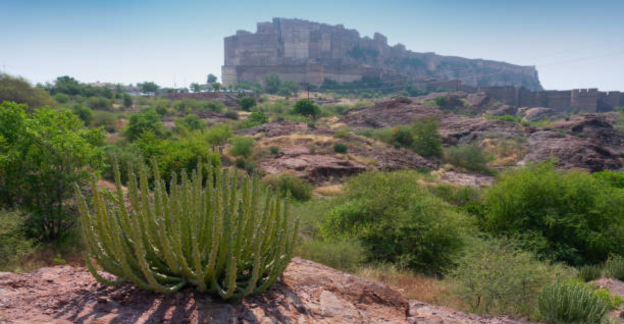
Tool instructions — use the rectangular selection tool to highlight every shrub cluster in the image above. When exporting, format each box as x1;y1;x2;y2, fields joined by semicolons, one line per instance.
538;281;610;324
263;174;313;202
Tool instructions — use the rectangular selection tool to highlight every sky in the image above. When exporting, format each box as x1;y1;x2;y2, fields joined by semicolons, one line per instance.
1;0;623;90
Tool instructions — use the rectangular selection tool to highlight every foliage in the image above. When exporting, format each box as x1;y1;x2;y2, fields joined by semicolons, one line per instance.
70;104;93;126
206;124;233;154
122;93;133;108
295;239;365;272
174;114;207;133
444;144;495;174
481;162;624;266
0;210;34;270
92;110;118;132
173;99;224;113
207;73;218;85
293;99;321;119
230;136;256;159
245;110;268;127
538;281;609;324
334;128;351;139
605;255;624;280
321;171;468;275
137;81;159;93
239;97;256;111
578;265;602;282
76;161;298;298
486;114;522;123
269;146;279;155
450;236;575;318
101;144;144;185
45;75;113;98
434;96;448;107
263;174;312;202
333;142;348;153
0;73;56;107
411;117;443;158
86;96;113;110
54;93;70;103
224;110;239;120
278;81;299;97
0;102;105;240
264;73;281;94
592;170;624;188
125;109;169;141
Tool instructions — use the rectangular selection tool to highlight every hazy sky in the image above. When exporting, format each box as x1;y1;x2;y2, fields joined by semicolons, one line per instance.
1;0;623;90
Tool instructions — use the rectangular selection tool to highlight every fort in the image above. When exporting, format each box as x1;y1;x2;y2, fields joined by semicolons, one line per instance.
222;18;542;90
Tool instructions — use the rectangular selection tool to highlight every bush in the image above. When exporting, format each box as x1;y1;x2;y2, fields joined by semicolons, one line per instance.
92;110;118;132
605;255;624;280
76;162;298;298
125;109;168;141
482;162;624;266
0;210;34;270
122;93;133;108
206;124;233;154
334;127;350;138
293;99;321;119
445;144;495;174
321;171;468;274
451;237;575;318
173;114;206;133
578;265;603;282
86;96;113;110
224;110;239;120
0;73;57;108
239;97;256;111
0;102;105;240
230;136;256;158
434;96;448;107
412;117;443;158
269;146;279;155
295;238;365;272
487;114;522;123
263;174;312;202
333;142;348;153
538;281;609;324
54;93;70;104
70;104;93;126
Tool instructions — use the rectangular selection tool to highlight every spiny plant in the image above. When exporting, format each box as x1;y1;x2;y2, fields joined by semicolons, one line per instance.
538;281;609;324
578;265;602;282
75;158;298;299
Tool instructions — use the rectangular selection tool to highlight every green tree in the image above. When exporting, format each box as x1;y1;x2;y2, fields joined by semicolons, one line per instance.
174;114;206;133
482;162;624;265
137;81;159;94
207;73;217;85
190;83;203;93
412;117;443;158
70;104;93;126
125;109;168;141
293;99;321;119
230;136;256;159
0;101;105;240
205;124;233;154
212;82;221;91
264;73;281;94
122;93;133;108
0;74;57;108
239;97;256;111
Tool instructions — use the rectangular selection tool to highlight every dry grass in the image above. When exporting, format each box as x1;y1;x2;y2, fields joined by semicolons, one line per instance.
262;134;337;148
346;153;377;168
355;264;463;308
314;183;343;196
481;138;526;167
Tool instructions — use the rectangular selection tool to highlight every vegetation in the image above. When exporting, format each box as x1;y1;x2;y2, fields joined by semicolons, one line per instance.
263;174;313;202
538;281;610;324
0;101;105;240
411;117;443;158
321;171;468;275
481;162;624;266
206;124;233;154
0;73;57;107
0;210;34;270
76;161;298;298
293;99;321;119
445;144;495;174
333;142;348;153
239;97;256;111
230;136;256;159
605;255;624;280
125;109;169;141
578;265;602;282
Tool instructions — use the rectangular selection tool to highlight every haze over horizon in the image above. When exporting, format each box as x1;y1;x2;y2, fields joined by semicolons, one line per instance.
1;0;623;90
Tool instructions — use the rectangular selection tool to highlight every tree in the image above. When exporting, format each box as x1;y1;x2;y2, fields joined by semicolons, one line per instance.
239;97;256;111
207;73;217;85
0;74;57;108
70;104;93;126
122;93;133;108
205;124;233;154
125;109;168;141
0;101;105;240
230;136;256;159
264;73;281;94
412;117;443;158
190;83;203;93
212;82;221;91
137;81;159;94
293;99;321;119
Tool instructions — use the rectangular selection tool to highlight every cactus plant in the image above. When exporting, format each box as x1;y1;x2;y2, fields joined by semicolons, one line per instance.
75;158;298;299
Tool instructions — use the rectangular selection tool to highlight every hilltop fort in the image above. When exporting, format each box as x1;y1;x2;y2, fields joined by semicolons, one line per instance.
222;18;543;90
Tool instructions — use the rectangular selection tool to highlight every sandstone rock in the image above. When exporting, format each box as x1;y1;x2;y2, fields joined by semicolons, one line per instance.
520;107;559;122
261;154;366;182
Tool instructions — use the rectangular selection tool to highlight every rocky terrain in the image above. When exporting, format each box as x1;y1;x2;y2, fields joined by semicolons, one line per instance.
0;257;563;324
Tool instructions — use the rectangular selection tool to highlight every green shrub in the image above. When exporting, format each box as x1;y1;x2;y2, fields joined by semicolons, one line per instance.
76;161;298;298
605;255;624;280
269;146;279;155
427;184;480;206
390;126;414;147
321;171;468;275
486;114;522;123
592;170;624;188
0;73;57;107
54;93;70;104
224;110;239;120
230;136;256;158
295;238;365;272
70;104;93;126
578;265;602;282
173;114;206;133
434;96;448;107
86;96;113;110
334;127;350;138
122;94;133;108
538;281;609;324
293;99;321;119
125;109;168;141
445;144;495;174
92;110;118;132
239;97;256;111
482;162;624;266
102;144;144;184
333;142;348;153
263;174;312;202
412;117;443;158
451;237;575;318
0;210;34;270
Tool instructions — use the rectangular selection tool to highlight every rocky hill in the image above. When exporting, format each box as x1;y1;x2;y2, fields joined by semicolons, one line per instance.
222;18;542;90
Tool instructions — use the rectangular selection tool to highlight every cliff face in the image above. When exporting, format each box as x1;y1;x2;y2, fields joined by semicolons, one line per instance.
222;18;543;90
